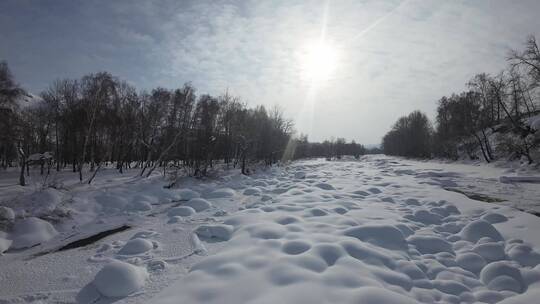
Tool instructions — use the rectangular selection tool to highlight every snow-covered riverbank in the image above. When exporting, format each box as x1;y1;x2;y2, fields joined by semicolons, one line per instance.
1;155;540;303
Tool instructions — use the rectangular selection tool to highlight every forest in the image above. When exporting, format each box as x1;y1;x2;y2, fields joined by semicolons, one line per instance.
0;62;365;186
382;36;540;163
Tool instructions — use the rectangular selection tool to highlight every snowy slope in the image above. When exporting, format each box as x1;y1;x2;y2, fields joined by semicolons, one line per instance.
151;157;540;304
458;113;540;163
1;156;540;303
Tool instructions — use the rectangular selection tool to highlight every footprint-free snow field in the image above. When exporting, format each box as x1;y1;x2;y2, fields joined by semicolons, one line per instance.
2;155;540;303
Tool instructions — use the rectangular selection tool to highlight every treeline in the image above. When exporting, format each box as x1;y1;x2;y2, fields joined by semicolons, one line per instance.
1;63;298;185
1;62;367;186
290;135;366;160
382;36;540;163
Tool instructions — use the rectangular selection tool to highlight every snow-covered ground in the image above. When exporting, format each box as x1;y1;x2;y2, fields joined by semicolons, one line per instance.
1;155;540;303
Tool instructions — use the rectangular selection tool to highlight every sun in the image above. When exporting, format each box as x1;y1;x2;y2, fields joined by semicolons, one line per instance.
300;40;339;83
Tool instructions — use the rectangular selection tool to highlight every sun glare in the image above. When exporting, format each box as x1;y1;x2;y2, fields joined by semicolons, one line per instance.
300;40;339;83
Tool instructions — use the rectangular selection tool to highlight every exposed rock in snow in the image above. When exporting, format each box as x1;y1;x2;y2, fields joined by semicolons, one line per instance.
93;260;148;297
10;217;58;249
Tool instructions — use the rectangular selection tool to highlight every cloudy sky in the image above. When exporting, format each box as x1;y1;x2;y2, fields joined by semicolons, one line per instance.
1;0;540;144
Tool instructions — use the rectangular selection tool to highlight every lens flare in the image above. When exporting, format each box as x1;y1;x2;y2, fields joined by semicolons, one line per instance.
300;41;339;83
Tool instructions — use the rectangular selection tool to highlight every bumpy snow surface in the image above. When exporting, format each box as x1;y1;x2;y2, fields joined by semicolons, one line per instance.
1;155;540;303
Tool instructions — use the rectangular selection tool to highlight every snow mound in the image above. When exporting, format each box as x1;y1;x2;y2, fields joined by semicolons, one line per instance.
315;183;335;190
474;290;505;303
282;240;311;255
168;206;196;217
353;190;370;196
183;198;212;212
10;217;58;249
294;171;306;179
367;187;382;194
343;224;406;250
507;243;540;267
473;242;506;261
0;237;12;253
118;238;154;255
194;224;234;241
480;261;524;293
0;206;15;221
412;209;443;225
305;207;329;217
146;157;540;304
129;200;153;212
7;156;540;303
93;260;148;297
131;194;158;204
459;220;503;243
17;188;64;216
176;189;200;200
456;252;486;273
206;188;235;198
407;235;453;254
244;223;287;240
168;216;183;223
498;289;540;304
243;188;262;196
481;212;508;224
95;193;128;212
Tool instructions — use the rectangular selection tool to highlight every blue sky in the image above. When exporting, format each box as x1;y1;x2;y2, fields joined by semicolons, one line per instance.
1;0;540;144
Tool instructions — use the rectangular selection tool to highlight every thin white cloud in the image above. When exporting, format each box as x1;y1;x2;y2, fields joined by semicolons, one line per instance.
1;0;540;144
